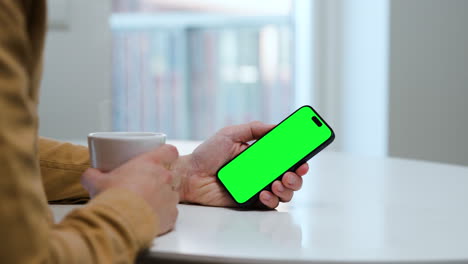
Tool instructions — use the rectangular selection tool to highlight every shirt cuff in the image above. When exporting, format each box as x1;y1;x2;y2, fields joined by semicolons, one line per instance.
89;188;158;248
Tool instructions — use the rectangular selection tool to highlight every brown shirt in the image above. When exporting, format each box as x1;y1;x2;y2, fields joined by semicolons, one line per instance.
0;1;158;263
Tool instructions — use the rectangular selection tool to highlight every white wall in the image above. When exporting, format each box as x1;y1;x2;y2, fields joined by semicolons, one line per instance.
311;0;468;166
307;0;389;156
339;0;389;156
39;0;112;141
389;0;468;166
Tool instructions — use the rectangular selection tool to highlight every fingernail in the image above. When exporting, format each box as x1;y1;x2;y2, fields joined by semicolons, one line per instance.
288;176;296;186
263;192;272;201
277;184;284;192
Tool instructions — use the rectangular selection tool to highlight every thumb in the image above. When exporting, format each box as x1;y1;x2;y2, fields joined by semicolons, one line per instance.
230;121;275;142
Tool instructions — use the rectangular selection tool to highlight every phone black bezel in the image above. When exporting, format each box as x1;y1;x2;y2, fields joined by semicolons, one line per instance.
215;105;336;207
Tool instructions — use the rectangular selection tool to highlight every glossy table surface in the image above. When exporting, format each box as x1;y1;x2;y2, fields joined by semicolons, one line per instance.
52;141;468;263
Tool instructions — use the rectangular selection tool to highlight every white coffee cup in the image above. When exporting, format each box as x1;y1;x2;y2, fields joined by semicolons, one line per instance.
88;132;166;172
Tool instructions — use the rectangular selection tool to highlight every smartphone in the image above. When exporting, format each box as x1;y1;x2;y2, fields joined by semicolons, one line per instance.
216;105;335;206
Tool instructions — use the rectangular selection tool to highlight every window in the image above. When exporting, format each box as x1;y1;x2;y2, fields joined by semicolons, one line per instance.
111;0;294;139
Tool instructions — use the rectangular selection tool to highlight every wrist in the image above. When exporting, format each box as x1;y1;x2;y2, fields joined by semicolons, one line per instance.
171;154;194;203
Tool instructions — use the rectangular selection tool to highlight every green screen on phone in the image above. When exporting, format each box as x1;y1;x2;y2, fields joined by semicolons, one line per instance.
217;105;334;205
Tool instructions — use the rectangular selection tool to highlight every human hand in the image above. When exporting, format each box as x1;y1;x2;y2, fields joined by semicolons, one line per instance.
81;144;180;235
173;121;309;209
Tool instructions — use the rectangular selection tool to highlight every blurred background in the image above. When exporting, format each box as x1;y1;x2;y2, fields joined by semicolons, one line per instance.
39;0;468;166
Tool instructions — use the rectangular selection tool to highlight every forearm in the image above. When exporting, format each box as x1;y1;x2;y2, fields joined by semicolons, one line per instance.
47;189;157;263
1;186;158;263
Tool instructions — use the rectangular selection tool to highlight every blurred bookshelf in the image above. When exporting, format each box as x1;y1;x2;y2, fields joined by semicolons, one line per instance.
111;0;294;140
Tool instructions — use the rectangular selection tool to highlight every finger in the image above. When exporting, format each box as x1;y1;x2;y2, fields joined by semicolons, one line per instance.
295;162;309;176
171;173;183;194
259;190;280;209
144;144;179;167
158;167;181;193
271;180;294;202
81;168;103;184
282;172;303;191
81;168;104;197
228;121;275;142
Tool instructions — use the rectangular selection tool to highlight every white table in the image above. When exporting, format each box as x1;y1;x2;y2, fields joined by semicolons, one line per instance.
51;141;468;264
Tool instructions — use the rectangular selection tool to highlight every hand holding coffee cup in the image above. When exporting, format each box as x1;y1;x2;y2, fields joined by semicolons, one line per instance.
82;132;180;235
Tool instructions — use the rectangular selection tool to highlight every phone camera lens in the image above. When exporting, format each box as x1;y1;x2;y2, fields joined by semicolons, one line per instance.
312;116;323;127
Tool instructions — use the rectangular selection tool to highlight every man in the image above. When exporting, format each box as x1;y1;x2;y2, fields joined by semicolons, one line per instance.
0;1;308;263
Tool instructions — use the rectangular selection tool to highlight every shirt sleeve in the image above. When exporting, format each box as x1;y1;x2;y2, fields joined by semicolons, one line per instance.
39;137;91;203
50;188;159;263
0;1;158;263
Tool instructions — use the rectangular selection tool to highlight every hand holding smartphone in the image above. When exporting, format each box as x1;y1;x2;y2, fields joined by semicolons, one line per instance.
216;105;335;206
